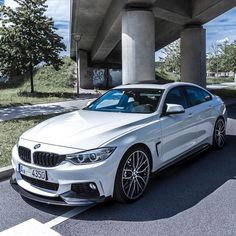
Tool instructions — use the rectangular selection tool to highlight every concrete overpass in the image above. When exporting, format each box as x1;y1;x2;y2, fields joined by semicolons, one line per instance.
70;0;236;89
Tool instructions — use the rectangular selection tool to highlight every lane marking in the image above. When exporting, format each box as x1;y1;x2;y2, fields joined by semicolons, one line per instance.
1;205;96;235
44;205;95;228
0;219;60;236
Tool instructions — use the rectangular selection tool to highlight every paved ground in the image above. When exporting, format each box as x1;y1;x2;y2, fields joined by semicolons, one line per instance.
207;82;236;90
207;84;229;90
0;88;107;122
0;104;236;235
0;96;98;122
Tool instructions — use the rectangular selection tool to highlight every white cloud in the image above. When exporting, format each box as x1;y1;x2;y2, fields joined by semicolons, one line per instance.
205;7;236;51
216;37;230;44
45;0;69;22
5;0;70;22
5;0;18;8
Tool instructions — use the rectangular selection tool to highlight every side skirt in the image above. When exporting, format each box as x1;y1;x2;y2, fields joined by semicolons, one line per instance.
151;143;211;177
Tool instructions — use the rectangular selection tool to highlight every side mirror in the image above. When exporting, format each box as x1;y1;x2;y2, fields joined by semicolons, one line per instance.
205;95;212;101
165;104;185;115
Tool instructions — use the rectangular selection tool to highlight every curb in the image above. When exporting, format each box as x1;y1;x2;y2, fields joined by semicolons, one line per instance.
0;165;13;181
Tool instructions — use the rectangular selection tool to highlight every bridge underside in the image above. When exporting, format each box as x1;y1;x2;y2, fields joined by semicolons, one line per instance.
70;0;236;89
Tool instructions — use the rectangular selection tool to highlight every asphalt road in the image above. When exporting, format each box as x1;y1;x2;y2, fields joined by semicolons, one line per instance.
0;105;236;236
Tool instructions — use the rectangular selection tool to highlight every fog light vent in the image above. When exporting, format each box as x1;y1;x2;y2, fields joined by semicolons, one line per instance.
71;182;99;198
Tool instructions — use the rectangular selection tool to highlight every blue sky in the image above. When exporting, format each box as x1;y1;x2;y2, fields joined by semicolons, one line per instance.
5;0;236;59
205;7;236;48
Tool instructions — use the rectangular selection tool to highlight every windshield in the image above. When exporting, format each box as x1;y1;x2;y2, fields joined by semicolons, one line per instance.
84;88;164;113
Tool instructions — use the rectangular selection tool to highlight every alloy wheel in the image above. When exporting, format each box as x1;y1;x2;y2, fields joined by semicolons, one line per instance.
121;150;150;200
214;119;226;148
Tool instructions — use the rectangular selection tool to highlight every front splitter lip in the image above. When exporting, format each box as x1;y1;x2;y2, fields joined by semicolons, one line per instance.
10;175;105;206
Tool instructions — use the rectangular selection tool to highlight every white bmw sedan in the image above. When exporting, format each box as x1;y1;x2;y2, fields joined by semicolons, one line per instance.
11;82;227;205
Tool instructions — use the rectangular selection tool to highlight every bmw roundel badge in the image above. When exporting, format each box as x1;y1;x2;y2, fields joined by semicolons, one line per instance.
34;144;41;149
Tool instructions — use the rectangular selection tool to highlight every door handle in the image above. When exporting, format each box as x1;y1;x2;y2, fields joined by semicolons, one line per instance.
188;113;193;118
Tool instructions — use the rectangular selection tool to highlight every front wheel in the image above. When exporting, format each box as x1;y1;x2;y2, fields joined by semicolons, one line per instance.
213;118;226;149
114;147;151;203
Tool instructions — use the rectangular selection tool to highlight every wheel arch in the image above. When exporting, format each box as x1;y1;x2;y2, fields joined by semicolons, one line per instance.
217;115;225;122
122;143;153;172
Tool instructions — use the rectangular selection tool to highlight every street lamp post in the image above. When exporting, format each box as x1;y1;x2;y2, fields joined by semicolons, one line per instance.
73;34;82;96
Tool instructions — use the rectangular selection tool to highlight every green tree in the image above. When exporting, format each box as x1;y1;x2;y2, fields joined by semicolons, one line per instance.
207;40;236;75
0;0;66;93
217;40;233;74
160;39;181;74
207;42;222;76
221;40;236;73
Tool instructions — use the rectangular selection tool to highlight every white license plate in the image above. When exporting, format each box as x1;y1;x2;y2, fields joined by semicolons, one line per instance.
18;164;47;181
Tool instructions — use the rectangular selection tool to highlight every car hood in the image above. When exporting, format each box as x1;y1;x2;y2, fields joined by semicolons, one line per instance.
21;110;154;149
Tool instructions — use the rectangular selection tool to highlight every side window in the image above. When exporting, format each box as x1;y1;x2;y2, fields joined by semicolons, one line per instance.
165;87;188;109
185;86;212;106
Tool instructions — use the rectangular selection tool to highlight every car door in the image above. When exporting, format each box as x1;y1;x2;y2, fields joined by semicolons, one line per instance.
183;86;215;145
160;86;197;163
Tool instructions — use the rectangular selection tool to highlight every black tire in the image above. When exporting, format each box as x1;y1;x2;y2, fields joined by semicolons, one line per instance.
213;118;226;149
114;146;151;203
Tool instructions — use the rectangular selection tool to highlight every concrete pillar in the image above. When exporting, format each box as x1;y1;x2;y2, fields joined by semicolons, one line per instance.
122;10;155;84
181;25;206;87
77;50;93;90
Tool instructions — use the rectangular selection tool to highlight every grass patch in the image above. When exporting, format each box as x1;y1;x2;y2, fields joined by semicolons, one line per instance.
156;70;180;82
156;69;235;85
0;114;62;167
0;57;76;108
207;77;234;85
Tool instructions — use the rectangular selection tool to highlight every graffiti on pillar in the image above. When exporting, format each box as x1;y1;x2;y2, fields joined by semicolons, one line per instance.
87;68;122;88
88;69;106;88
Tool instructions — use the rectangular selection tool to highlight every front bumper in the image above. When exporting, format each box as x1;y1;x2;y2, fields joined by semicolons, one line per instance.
11;139;123;206
10;174;105;206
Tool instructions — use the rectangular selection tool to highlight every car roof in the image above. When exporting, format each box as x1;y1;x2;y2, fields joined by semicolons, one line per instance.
115;81;199;90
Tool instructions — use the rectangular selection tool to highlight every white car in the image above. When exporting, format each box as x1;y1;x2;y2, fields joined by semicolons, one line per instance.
11;82;227;205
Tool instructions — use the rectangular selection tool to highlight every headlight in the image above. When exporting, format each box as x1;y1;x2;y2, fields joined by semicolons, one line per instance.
65;147;116;165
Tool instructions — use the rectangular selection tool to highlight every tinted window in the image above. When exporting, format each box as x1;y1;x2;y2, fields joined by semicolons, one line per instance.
185;86;212;106
165;87;188;109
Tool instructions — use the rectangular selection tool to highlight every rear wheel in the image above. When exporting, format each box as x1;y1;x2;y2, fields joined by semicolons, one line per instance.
213;118;226;149
114;147;151;203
